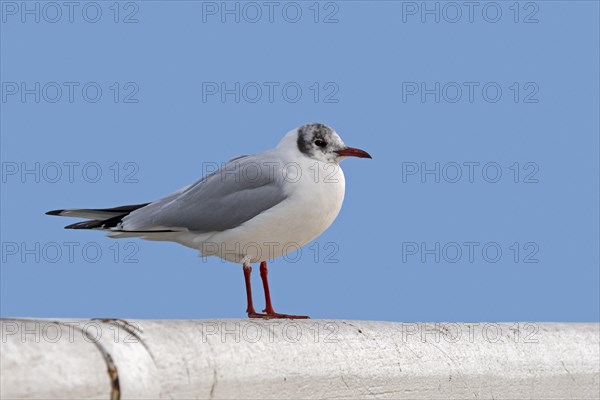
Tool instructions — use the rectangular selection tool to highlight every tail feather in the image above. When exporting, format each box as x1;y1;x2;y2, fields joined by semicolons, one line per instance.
46;203;150;230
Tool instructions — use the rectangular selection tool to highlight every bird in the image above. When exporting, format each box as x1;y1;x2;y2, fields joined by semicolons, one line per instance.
46;123;372;319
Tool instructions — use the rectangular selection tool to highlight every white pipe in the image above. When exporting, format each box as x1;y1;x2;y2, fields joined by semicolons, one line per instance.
1;319;598;399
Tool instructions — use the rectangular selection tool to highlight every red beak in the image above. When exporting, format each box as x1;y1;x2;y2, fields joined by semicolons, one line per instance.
335;147;372;159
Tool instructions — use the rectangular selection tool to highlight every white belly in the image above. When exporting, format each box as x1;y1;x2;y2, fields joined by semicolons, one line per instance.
179;161;346;264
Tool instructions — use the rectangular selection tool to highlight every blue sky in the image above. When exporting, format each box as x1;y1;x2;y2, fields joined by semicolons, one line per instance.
1;1;598;321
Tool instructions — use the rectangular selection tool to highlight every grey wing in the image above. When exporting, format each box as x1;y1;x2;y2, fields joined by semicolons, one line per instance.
121;154;287;232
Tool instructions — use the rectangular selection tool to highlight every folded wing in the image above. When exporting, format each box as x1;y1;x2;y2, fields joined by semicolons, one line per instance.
121;154;288;233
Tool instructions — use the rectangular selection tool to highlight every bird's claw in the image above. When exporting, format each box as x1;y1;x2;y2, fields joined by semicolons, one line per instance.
247;311;270;318
268;313;310;319
248;311;310;319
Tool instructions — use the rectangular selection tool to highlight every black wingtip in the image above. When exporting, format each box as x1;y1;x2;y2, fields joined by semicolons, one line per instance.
64;220;97;229
46;209;64;216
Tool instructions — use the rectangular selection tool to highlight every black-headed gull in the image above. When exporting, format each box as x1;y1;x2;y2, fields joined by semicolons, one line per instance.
47;123;371;319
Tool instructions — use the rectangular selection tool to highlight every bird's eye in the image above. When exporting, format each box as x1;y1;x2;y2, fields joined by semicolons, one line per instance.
314;139;327;147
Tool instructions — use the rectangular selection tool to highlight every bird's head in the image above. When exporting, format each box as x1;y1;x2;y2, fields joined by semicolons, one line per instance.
282;123;372;164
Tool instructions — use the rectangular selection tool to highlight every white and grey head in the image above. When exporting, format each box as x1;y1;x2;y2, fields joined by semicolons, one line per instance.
292;123;372;163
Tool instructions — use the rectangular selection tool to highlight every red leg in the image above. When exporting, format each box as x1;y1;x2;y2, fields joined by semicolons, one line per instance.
243;263;267;318
258;261;309;319
259;261;275;314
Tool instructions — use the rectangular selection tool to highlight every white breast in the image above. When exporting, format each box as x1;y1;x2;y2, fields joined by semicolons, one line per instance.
194;159;346;264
